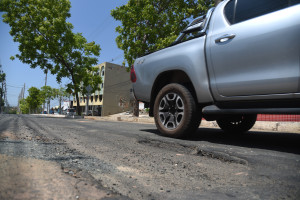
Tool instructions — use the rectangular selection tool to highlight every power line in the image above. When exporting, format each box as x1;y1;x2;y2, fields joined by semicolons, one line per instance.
111;54;123;62
88;14;112;40
6;82;24;87
7;84;24;88
17;83;25;114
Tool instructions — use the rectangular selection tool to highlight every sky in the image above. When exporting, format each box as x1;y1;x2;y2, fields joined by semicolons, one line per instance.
0;0;128;107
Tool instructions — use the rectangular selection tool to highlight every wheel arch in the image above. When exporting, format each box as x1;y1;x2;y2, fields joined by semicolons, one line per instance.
149;70;197;117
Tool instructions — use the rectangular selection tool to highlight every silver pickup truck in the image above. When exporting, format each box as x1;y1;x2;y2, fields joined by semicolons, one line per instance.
131;0;300;138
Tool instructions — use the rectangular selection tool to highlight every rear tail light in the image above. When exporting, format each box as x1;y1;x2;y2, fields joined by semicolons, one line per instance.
130;65;137;83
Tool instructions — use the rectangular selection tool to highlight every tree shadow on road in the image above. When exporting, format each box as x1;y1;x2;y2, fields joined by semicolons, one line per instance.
140;128;300;155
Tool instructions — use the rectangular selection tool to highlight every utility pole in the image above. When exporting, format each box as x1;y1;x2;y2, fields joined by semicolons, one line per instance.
17;83;25;114
0;81;3;114
0;63;4;114
4;81;9;113
23;83;25;99
43;70;47;113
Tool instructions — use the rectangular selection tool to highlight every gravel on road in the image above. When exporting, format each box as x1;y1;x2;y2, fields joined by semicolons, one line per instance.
0;114;299;200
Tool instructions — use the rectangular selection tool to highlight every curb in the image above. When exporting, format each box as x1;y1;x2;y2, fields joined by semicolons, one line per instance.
201;120;300;133
33;114;83;119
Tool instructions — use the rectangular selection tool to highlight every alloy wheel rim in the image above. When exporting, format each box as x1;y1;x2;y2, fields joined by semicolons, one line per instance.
158;93;184;129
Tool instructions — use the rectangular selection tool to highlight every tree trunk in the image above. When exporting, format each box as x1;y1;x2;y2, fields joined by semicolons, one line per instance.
75;91;81;116
59;96;62;114
133;98;139;117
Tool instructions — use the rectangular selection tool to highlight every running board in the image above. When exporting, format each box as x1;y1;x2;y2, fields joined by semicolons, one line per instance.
202;105;300;115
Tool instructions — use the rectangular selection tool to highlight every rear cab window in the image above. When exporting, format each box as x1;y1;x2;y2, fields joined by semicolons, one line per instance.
224;0;300;25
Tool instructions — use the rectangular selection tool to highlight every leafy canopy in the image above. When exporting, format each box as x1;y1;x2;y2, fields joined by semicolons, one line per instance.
40;85;55;104
111;0;214;66
26;87;42;112
0;0;102;114
19;98;29;114
0;66;6;109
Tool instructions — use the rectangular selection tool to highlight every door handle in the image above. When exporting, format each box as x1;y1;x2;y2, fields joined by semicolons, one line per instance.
215;34;236;43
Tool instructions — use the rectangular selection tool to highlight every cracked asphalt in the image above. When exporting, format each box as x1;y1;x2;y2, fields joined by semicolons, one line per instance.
0;114;299;200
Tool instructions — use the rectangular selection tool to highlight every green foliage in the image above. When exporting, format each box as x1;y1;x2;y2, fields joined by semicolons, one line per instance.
0;0;102;115
40;86;54;104
19;98;29;114
0;68;6;111
8;107;17;114
53;86;69;114
0;72;5;83
111;0;214;66
53;86;68;101
26;87;42;113
40;85;57;113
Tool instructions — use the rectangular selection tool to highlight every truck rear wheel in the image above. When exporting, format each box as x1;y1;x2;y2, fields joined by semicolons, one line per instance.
216;114;257;133
153;83;201;138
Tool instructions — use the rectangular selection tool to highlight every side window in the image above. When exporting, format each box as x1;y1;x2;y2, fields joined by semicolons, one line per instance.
225;0;299;25
235;0;289;24
224;0;235;24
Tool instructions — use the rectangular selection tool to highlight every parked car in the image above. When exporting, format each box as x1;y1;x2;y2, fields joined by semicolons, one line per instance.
131;0;300;138
83;110;98;116
66;108;76;116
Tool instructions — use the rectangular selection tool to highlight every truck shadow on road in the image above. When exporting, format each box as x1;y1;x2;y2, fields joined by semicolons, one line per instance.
141;128;300;155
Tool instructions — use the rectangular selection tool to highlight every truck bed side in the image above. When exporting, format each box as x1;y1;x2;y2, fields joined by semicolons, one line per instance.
133;35;214;105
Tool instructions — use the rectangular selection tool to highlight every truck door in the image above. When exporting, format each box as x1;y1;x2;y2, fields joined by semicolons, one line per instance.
207;0;300;100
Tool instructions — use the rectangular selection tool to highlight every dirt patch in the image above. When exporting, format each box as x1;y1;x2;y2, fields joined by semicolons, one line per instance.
0;154;117;200
0;131;18;140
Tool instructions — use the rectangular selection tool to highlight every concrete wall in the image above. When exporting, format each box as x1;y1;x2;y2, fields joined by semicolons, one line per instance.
101;62;131;116
73;62;132;116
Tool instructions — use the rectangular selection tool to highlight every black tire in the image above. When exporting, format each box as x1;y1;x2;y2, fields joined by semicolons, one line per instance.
216;114;257;133
153;83;201;138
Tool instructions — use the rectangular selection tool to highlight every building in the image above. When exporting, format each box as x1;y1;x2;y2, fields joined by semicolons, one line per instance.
73;62;132;116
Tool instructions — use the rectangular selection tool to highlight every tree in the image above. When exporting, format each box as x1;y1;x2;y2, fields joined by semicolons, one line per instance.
0;65;5;113
26;87;42;113
111;0;214;116
111;0;214;67
0;0;101;115
40;86;55;114
19;98;29;114
53;86;68;114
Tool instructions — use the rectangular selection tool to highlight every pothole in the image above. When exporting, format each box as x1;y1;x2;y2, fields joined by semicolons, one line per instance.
138;138;248;165
191;147;248;165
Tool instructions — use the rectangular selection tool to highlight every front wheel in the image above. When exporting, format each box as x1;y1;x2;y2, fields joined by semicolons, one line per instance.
153;83;201;138
216;114;257;133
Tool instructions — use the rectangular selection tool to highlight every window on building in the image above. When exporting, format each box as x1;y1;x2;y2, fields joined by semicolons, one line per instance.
101;66;104;76
95;95;98;102
91;96;93;102
100;95;103;102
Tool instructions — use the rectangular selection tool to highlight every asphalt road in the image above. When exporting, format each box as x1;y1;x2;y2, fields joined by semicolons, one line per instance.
0;114;299;200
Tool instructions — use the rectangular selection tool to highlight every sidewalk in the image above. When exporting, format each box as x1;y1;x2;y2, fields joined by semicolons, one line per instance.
85;113;300;133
